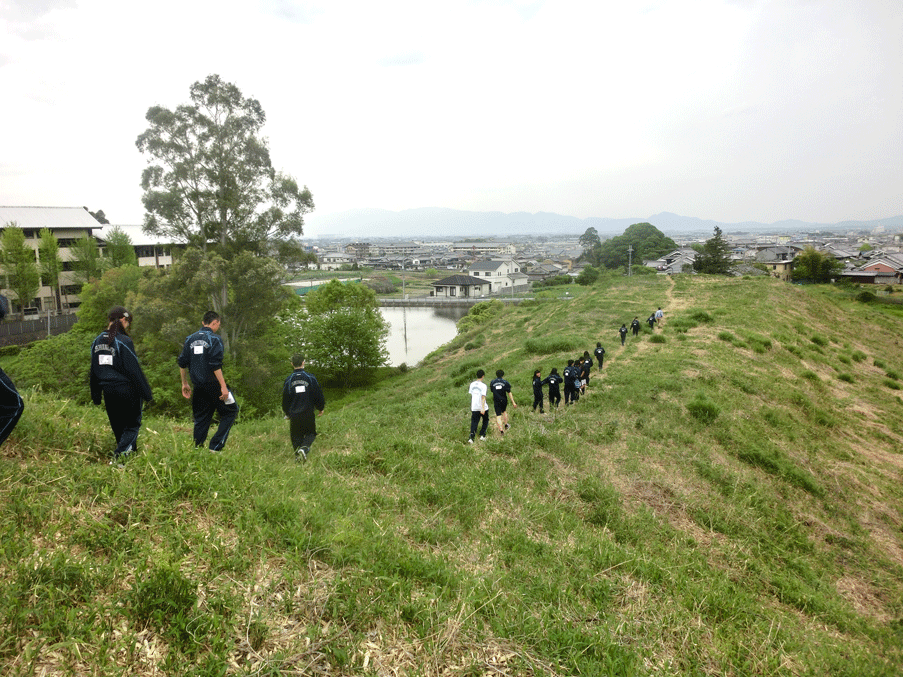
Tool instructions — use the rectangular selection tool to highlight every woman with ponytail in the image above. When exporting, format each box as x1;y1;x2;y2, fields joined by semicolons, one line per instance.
89;306;153;464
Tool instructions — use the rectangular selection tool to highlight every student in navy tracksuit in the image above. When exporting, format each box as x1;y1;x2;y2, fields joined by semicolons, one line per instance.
90;307;153;463
543;367;562;408
594;342;606;370
282;354;326;462
563;359;578;405
177;311;238;451
531;369;545;414
489;369;517;434
0;295;24;448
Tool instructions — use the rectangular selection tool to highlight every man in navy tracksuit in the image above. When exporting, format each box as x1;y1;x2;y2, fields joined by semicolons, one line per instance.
0;295;23;448
282;354;325;462
177;311;238;451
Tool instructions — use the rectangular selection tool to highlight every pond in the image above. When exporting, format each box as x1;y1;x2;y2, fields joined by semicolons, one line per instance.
379;305;470;366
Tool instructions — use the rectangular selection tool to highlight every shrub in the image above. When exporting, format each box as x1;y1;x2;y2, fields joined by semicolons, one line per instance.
857;291;876;303
810;335;828;347
885;370;900;381
525;336;583;355
837;373;855;383
874;358;887;369
718;331;735;342
851;350;867;363
649;334;666;344
884;379;901;391
686;396;720;423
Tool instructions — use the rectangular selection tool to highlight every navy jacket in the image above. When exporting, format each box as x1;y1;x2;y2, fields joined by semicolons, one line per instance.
489;377;512;406
282;369;326;417
90;332;153;404
177;326;224;385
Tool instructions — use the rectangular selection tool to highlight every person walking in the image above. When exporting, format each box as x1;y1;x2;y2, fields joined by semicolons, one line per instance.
282;354;325;462
594;342;606;371
563;359;578;405
543;368;563;408
177;310;239;451
90;306;153;464
580;351;592;394
619;324;628;346
0;295;24;449
655;307;664;324
489;369;517;434
531;369;545;414
468;369;489;443
631;316;640;336
647;313;656;330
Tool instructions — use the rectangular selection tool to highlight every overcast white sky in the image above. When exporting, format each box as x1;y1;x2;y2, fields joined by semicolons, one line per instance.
1;0;901;236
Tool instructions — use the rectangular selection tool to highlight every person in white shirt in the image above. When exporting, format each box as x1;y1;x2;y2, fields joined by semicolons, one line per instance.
468;369;489;443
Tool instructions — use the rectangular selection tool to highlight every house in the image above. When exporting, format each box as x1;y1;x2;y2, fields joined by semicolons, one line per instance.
646;249;697;274
841;256;903;284
466;259;529;293
0;206;103;313
318;251;355;270
755;247;797;281
527;263;565;283
431;274;489;298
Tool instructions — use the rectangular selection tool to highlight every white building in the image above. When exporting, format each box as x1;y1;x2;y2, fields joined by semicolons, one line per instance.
0;206;103;313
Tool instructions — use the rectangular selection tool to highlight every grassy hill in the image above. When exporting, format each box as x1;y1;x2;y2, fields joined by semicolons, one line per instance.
2;275;902;676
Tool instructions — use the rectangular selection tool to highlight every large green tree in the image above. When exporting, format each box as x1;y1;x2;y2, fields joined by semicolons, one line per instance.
38;228;64;313
136;74;315;354
597;223;677;270
579;227;602;266
70;235;106;288
692;226;733;275
286;280;389;388
103;226;138;268
790;247;844;283
1;224;41;317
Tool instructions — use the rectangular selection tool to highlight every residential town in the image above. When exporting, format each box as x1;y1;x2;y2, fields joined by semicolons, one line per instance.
2;205;903;318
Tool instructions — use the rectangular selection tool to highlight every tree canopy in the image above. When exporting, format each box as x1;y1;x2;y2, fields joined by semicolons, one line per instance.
136;74;314;255
1;224;40;317
103;226;138;268
791;247;845;284
287;280;389;387
692;226;733;275
597;223;677;270
135;74;315;357
38;229;64;313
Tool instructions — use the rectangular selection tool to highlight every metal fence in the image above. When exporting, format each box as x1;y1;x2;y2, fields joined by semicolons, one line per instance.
0;313;78;347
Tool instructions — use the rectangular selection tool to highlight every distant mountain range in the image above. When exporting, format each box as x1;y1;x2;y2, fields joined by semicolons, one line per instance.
303;208;903;240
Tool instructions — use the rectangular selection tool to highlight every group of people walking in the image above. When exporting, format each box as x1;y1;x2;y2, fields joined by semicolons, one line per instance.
88;307;325;465
467;308;664;443
619;307;664;345
467;341;607;442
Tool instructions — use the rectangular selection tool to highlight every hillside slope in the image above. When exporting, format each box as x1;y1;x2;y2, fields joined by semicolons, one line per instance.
2;275;902;676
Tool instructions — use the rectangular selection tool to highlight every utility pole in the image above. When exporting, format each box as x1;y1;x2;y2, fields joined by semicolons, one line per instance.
628;245;633;276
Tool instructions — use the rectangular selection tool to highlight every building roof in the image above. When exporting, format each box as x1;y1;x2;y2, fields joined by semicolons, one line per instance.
468;260;508;272
432;275;487;286
0;206;103;231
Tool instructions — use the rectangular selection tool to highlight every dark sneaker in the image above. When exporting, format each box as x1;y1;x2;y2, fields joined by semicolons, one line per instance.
296;446;309;462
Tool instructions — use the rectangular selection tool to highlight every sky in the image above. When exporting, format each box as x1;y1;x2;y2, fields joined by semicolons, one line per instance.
1;0;901;237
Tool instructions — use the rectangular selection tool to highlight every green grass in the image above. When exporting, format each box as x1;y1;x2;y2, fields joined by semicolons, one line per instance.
2;274;903;675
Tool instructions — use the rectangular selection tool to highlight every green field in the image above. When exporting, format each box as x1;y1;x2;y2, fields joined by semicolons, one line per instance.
2;274;902;675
